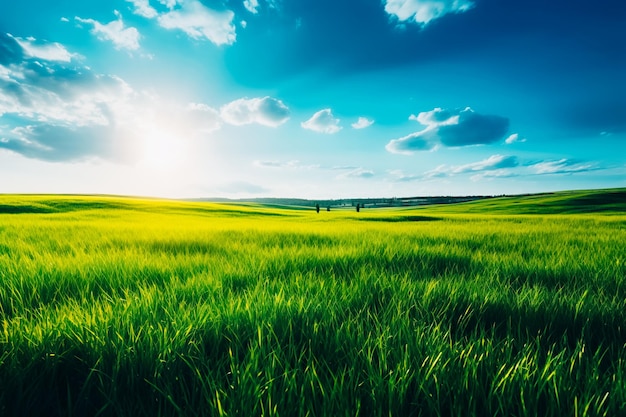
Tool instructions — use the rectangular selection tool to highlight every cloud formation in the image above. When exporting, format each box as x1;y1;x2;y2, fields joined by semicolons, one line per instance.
529;159;597;175
220;96;290;127
505;133;526;144
244;0;260;14
301;109;342;134
352;117;374;129
75;11;141;51
157;0;236;46
254;160;319;170
126;0;158;18
11;35;76;62
0;33;224;162
384;0;475;26
452;154;519;174
386;107;509;154
338;168;375;179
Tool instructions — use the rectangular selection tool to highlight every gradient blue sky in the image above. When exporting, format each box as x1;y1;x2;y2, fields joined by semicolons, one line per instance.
1;0;624;198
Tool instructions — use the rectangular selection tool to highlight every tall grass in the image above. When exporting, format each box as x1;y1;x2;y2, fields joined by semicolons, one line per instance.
0;195;625;416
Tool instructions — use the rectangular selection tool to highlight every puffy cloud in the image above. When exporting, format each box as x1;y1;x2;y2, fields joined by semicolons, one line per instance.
184;103;221;133
529;159;597;175
384;0;475;26
0;35;133;128
386;107;509;154
75;11;141;51
0;34;222;162
126;0;158;18
0;123;136;162
351;117;374;129
220;96;290;127
11;35;75;62
244;0;260;14
159;0;179;9
157;0;236;46
385;131;437;154
301;108;342;134
505;133;526;144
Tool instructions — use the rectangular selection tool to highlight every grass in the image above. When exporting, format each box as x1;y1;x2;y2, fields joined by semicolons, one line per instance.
0;190;625;416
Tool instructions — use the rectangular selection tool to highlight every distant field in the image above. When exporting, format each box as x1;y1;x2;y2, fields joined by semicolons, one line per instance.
1;190;625;416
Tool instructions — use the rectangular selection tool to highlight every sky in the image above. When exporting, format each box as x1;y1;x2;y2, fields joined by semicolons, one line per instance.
0;0;625;199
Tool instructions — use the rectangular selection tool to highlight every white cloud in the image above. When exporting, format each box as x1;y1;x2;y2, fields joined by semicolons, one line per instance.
339;168;375;179
75;11;141;51
421;155;519;178
388;169;424;182
505;133;526;144
159;0;179;9
384;0;475;26
529;159;596;175
157;0;236;46
452;154;519;174
0;33;224;162
386;130;438;154
11;35;75;62
470;170;519;182
220;96;290;127
301;109;342;134
386;107;509;154
126;0;158;18
254;160;319;170
244;0;260;14
185;103;221;133
351;117;374;129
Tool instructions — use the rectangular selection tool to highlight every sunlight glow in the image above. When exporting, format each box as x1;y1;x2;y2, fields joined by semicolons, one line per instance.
139;127;188;171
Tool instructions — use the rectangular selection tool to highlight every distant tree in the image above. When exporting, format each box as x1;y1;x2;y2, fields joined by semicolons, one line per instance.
315;204;320;213
356;203;360;213
327;206;330;212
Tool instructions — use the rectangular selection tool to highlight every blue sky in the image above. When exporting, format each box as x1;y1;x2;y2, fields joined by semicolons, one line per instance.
1;0;624;198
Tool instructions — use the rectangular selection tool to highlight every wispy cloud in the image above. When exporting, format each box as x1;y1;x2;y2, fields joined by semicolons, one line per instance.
75;11;141;51
388;169;423;182
386;107;509;154
254;160;319;170
351;117;374;129
337;167;375;179
221;96;289;127
452;154;519;174
301;109;342;134
529;159;597;175
384;0;475;26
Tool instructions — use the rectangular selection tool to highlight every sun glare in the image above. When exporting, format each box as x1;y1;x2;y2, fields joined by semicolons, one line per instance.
139;128;188;171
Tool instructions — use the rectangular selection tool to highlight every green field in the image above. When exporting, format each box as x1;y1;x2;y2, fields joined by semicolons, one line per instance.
1;189;625;416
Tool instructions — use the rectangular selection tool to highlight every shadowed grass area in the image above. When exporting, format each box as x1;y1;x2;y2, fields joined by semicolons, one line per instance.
0;190;625;416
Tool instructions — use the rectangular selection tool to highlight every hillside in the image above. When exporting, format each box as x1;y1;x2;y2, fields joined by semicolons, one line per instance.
412;188;626;215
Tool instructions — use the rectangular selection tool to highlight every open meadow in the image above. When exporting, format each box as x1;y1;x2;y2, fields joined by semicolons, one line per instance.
1;189;625;416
